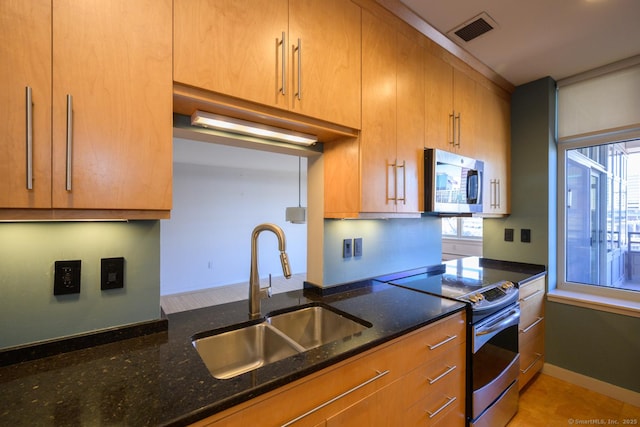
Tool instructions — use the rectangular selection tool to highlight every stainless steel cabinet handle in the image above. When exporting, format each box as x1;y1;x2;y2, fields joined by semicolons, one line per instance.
295;38;302;100
521;353;543;374
397;160;406;204
496;179;501;208
520;316;544;334
455;113;461;147
427;334;457;350
387;161;396;203
279;32;286;95
427;365;456;385
427;396;456;419
66;94;73;191
520;289;543;303
281;370;390;427
449;112;455;146
25;86;33;190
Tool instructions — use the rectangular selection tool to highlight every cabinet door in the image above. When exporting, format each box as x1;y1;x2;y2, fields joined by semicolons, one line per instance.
479;85;510;214
52;0;173;210
396;29;424;213
360;10;396;213
453;68;478;157
0;0;52;208
174;0;289;110
289;0;361;129
425;51;453;151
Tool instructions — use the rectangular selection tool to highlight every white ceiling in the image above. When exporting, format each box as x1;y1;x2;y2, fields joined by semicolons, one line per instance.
400;0;640;86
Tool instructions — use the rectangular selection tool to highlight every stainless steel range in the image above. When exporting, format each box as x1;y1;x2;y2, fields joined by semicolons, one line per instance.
376;262;520;427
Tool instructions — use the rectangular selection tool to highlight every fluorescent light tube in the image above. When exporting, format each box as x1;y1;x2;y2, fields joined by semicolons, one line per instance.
191;110;317;146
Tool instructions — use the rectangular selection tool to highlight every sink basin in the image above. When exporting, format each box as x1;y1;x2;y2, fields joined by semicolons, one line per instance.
192;323;304;380
192;304;371;379
267;304;369;350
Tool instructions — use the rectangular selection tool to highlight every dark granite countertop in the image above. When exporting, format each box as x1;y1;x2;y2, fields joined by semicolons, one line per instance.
0;257;545;426
0;281;465;426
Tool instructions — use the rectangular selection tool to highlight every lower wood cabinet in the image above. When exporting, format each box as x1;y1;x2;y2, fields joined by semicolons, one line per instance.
191;311;466;427
518;276;546;389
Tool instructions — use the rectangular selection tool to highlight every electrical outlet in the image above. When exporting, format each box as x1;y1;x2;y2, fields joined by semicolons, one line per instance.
521;229;531;243
343;239;353;258
101;257;125;290
54;260;81;295
504;228;514;242
354;238;363;257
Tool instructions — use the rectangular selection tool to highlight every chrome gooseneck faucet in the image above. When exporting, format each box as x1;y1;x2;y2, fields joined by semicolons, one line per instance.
249;223;292;318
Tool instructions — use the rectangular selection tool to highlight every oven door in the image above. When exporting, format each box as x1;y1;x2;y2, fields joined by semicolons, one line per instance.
471;304;520;427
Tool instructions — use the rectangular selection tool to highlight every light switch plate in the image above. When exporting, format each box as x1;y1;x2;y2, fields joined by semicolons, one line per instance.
101;257;125;290
343;239;352;258
354;238;363;257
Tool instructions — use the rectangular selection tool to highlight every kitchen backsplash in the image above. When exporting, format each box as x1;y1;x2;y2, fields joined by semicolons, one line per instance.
0;221;161;350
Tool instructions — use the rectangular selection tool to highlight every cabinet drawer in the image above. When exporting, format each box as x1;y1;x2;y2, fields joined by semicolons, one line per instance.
519;277;545;300
520;296;544;332
402;342;465;408
405;388;465;427
519;328;544;389
400;311;466;365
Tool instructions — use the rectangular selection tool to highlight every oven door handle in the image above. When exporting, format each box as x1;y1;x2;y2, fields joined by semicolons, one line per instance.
476;308;520;336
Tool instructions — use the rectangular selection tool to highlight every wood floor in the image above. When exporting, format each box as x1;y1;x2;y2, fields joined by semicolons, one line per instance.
510;373;640;426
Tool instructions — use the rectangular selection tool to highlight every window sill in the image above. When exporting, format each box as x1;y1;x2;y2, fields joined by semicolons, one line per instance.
547;288;640;318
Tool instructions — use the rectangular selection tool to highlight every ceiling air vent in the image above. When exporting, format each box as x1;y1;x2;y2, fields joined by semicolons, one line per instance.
447;12;498;43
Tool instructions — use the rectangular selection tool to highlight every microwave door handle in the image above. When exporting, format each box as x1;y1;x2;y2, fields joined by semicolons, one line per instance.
466;170;479;203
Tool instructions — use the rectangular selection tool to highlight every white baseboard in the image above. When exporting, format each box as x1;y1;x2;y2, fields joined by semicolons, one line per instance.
542;363;640;407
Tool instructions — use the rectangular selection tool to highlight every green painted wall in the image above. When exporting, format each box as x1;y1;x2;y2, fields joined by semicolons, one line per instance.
484;76;639;393
323;217;442;286
0;221;161;349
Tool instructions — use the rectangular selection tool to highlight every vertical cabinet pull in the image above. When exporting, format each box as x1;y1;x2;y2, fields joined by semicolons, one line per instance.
278;32;286;95
455;113;461;147
387;161;396;203
25;86;34;190
427;396;456;419
397;160;406;204
449;112;455;146
295;38;302;100
66;94;73;191
281;370;390;427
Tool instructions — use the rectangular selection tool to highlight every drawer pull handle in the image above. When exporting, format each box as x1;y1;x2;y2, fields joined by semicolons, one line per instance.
520;353;543;375
427;395;456;419
427;365;456;384
520;316;544;334
520;289;543;302
281;369;389;427
428;334;457;350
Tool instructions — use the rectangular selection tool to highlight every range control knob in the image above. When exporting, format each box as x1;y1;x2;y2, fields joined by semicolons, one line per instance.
476;293;485;301
501;281;515;290
468;295;479;303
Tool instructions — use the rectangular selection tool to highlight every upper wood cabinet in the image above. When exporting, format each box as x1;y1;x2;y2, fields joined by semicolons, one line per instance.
0;0;52;209
424;51;479;157
0;0;173;218
478;83;511;215
174;0;361;130
325;9;423;217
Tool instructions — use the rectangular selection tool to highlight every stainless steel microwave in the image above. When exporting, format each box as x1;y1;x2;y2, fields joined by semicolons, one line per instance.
424;148;484;214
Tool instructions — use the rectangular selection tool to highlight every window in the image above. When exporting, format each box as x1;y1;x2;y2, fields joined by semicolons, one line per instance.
442;217;483;239
562;140;640;293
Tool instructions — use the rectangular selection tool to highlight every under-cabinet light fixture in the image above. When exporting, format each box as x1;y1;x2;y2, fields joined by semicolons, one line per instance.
191;110;317;146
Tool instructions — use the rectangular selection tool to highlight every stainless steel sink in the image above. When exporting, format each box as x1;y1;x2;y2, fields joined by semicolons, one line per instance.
267;305;369;350
192;323;304;380
192;304;371;380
